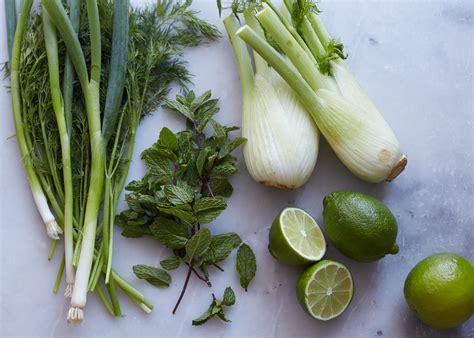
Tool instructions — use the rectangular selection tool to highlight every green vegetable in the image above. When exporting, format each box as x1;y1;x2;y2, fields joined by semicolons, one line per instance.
4;0;17;63
236;243;257;291
192;287;236;325
226;0;407;183
41;5;76;297
10;0;63;241
118;91;256;323
6;0;219;322
185;228;212;264
224;12;319;190
133;265;171;288
160;256;182;271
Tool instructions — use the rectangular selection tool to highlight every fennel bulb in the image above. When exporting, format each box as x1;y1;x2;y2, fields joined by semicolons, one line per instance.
236;3;407;183
316;62;406;182
225;15;319;189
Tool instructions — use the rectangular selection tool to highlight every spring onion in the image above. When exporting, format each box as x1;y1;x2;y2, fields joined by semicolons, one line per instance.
7;0;219;323
41;6;76;297
10;0;63;240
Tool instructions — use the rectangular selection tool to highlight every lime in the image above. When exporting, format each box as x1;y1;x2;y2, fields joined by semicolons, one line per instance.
296;260;354;320
404;253;474;329
322;190;398;262
268;207;326;265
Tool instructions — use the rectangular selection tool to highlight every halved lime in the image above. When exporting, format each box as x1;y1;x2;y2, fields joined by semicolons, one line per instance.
297;260;354;321
268;207;326;265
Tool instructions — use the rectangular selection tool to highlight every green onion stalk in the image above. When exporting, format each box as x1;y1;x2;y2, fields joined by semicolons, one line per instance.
5;0;17;63
41;0;105;323
41;7;75;297
101;0;130;285
10;0;63;240
7;0;153;320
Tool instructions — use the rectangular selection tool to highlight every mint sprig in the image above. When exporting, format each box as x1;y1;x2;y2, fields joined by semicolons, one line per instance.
118;90;257;324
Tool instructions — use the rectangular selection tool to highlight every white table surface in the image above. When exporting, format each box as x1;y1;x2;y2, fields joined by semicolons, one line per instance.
1;0;473;337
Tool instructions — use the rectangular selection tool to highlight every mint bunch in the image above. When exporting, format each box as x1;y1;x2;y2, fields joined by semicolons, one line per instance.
117;90;256;324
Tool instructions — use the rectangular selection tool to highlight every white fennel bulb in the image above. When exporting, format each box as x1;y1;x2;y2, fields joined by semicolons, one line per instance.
225;15;319;189
237;5;407;183
316;63;406;182
242;63;319;189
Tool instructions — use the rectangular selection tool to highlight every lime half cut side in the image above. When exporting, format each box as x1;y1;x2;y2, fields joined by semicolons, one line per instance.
297;260;354;321
269;207;326;265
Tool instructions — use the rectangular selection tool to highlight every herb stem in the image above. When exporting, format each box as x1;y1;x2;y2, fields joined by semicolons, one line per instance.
213;263;224;272
185;263;211;286
172;263;193;314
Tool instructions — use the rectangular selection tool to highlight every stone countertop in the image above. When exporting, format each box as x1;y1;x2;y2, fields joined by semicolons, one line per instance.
0;0;472;337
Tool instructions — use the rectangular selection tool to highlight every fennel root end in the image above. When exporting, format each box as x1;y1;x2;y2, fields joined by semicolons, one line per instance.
387;155;407;182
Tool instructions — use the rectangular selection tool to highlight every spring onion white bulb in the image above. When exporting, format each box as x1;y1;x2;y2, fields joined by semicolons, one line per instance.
225;14;319;189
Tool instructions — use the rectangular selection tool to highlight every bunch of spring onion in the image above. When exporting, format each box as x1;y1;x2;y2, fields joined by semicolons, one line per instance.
5;0;219;323
222;0;407;183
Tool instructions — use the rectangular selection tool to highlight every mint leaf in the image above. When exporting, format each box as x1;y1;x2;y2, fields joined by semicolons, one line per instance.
236;243;257;291
160;256;181;270
216;309;231;323
185;228;211;263
164;181;194;205
164;98;194;120
192;287;235;326
157;207;197;224
212;163;239;177
133;264;171;288
141;151;172;182
210;119;227;141
125;179;149;192
193;197;227;224
149;217;189;249
222;287;235;306
201;232;242;265
196;100;219;132
120;224;151;238
192;303;215;326
159;127;179;151
218;137;246;159
196;147;209;175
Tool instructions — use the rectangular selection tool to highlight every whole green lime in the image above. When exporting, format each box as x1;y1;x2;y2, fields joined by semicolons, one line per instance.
322;190;398;262
404;253;474;329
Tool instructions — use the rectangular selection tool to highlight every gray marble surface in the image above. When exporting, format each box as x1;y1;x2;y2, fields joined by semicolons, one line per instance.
1;0;473;337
